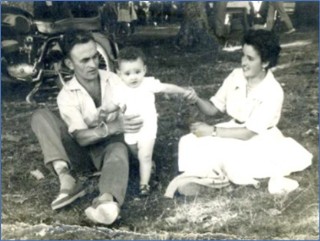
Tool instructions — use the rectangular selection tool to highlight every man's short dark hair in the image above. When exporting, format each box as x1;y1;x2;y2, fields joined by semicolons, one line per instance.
61;30;95;57
242;30;281;69
117;47;146;68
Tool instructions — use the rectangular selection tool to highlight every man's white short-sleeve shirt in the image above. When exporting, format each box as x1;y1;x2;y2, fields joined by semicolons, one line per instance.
57;70;122;134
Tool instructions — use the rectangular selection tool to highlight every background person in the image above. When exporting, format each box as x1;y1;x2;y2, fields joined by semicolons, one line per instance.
117;2;137;36
265;2;296;34
211;1;228;44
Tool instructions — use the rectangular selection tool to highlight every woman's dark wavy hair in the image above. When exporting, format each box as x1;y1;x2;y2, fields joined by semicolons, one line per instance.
117;47;146;69
242;29;281;69
61;30;95;57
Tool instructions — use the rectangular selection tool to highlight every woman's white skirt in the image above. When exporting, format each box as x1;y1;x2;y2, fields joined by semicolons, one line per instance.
178;127;313;185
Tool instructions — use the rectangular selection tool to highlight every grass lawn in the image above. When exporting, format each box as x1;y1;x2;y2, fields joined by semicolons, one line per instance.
1;24;319;239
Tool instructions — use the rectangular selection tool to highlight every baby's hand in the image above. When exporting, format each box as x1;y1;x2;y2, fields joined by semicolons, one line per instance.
184;87;198;104
105;111;120;122
98;109;108;123
117;103;127;113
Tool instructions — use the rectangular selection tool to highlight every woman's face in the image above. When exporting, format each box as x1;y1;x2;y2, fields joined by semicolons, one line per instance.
241;44;267;80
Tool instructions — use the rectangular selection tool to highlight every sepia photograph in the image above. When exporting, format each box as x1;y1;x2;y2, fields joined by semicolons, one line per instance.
1;1;319;239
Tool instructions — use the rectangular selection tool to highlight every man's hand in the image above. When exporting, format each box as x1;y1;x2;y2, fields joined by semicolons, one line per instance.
123;114;143;133
98;109;119;123
107;113;143;135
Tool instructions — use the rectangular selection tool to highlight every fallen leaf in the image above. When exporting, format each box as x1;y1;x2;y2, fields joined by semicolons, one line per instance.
302;129;314;137
3;194;28;204
165;216;179;225
30;169;45;180
2;134;22;142
2;213;8;220
36;228;47;237
268;208;282;216
311;109;318;117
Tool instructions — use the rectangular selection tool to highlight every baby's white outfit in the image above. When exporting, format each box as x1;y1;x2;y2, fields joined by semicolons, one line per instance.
114;77;165;145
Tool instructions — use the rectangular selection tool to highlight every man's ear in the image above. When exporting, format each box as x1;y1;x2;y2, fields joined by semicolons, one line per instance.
64;58;74;70
143;65;147;73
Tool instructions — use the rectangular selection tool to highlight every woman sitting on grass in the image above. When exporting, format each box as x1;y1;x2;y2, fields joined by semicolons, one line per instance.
176;29;312;194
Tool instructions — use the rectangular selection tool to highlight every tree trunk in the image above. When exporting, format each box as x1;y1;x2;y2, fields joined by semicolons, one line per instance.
175;2;219;51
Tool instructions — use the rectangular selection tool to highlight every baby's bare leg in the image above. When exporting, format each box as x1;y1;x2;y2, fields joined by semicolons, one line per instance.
137;139;156;186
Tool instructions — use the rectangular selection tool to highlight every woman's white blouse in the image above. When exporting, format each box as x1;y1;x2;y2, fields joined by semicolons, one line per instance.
210;68;284;134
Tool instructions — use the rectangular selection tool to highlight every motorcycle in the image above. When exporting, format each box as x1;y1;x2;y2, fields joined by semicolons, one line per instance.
1;2;119;103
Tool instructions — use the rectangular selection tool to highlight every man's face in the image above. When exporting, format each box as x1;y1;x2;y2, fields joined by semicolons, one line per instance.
67;40;99;83
117;58;146;88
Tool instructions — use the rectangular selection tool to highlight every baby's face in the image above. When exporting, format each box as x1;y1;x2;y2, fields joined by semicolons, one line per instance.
117;58;146;88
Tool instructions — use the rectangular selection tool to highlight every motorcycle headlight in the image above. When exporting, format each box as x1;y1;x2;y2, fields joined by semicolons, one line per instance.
25;35;33;44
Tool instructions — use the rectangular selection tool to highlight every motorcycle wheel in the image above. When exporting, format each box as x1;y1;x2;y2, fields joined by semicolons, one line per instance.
96;42;110;71
92;32;118;72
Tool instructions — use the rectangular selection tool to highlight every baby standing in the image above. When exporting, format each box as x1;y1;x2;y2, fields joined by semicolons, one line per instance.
101;47;191;196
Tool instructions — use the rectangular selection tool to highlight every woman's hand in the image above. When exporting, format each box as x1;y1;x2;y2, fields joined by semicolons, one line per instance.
190;122;214;137
184;87;199;104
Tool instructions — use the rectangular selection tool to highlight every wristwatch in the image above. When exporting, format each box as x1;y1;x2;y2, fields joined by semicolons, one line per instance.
212;125;217;136
99;121;109;138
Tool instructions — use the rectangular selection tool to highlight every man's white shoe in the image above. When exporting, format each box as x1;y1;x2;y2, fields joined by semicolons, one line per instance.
85;201;120;225
51;182;86;210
